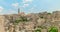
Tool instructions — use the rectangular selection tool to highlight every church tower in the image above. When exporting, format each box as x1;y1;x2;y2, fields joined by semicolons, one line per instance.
18;8;25;16
18;8;20;14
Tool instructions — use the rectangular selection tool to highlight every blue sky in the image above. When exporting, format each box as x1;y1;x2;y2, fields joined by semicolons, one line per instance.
0;0;60;14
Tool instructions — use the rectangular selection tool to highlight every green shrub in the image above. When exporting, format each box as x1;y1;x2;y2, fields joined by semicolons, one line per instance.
40;16;44;18
47;13;51;15
35;28;41;32
49;27;58;32
14;16;28;24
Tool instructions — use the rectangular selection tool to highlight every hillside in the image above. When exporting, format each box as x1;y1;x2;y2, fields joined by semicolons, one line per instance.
0;11;60;32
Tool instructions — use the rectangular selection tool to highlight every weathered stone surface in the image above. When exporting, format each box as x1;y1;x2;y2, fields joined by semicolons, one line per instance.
41;29;47;32
0;11;60;32
0;15;5;32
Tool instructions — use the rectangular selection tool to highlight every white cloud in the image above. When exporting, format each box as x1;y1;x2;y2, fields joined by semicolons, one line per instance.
23;0;33;3
0;6;4;12
23;4;29;7
25;0;33;2
22;0;33;8
7;10;17;14
12;3;19;7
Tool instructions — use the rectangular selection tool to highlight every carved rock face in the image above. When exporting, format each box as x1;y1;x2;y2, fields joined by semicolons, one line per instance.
0;16;5;32
24;22;35;30
37;18;45;26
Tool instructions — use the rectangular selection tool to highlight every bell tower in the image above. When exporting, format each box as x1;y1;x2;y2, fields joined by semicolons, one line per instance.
18;8;20;14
